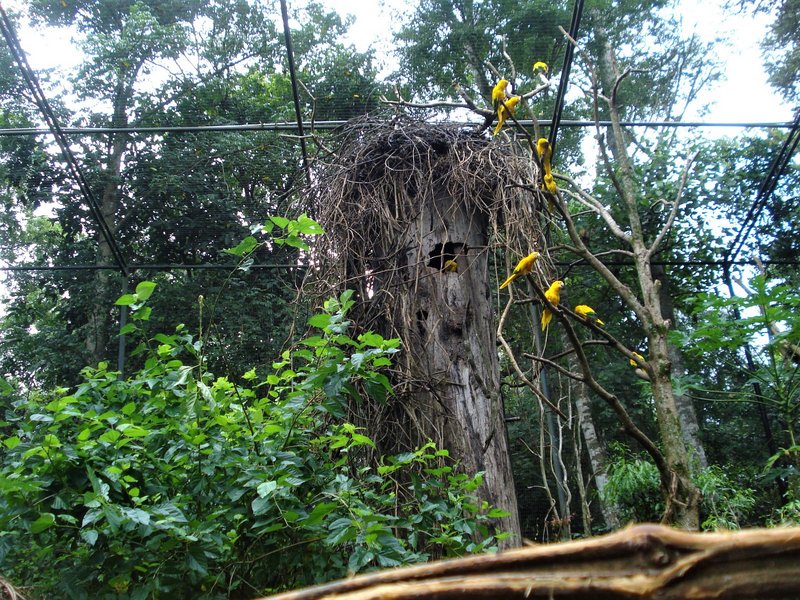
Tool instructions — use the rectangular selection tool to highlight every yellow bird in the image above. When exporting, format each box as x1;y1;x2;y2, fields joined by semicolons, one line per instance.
629;351;646;367
541;280;565;330
532;61;548;74
499;251;540;289
492;79;509;112
630;352;650;381
543;172;557;193
493;95;521;136
443;259;458;273
574;304;604;325
537;138;558;198
537;137;553;173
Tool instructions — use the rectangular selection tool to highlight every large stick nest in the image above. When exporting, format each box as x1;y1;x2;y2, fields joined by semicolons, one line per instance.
308;115;551;306
305;115;553;449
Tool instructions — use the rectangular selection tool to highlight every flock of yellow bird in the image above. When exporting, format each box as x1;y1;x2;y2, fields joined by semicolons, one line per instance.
500;251;647;374
492;76;558;197
491;70;646;373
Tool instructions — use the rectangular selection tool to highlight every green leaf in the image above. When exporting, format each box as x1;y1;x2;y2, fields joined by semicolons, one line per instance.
134;281;156;300
117;424;149;438
123;507;151;525
303;502;338;527
256;480;278;498
115;294;138;306
308;314;332;329
284;235;309;251
133;306;152;321
296;214;324;235
31;512;56;533
350;433;376;448
269;215;290;230
3;435;20;449
223;235;259;256
81;529;99;546
119;323;138;335
99;429;121;444
251;496;271;516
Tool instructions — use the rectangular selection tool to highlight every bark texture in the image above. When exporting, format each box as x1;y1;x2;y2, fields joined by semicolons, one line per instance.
569;355;621;530
267;524;800;600
590;19;701;528
654;264;708;470
398;184;520;543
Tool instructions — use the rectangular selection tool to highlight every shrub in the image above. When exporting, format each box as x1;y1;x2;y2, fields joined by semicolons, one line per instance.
0;289;503;598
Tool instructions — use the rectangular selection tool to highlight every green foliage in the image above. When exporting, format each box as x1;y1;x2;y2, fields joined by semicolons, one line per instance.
602;446;662;523
0;289;503;597
768;498;800;527
602;446;755;528
681;274;800;460
695;466;756;530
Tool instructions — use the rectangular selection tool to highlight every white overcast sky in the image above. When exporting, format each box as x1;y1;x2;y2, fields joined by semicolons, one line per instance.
6;0;794;124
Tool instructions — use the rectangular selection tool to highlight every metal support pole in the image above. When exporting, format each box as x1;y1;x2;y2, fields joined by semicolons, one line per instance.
117;278;129;379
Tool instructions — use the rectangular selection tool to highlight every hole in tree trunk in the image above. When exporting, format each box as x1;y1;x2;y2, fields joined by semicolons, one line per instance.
428;241;467;270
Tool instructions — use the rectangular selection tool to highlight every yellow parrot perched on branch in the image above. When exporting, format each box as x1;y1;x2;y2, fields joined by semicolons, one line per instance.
492;79;509;112
629;352;646;367
537;138;558;192
499;251;540;289
630;352;651;381
532;61;548;75
574;304;604;325
494;95;521;136
541;280;565;330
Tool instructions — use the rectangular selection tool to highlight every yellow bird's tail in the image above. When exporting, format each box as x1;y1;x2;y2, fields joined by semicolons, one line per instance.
541;308;553;330
499;273;517;289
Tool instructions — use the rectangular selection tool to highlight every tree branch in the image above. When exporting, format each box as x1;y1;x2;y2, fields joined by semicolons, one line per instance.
497;287;567;419
646;150;699;259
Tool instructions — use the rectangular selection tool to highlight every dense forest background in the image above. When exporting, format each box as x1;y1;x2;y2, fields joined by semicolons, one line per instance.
0;0;798;597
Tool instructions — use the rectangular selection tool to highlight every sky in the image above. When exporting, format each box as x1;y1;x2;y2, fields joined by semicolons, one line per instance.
331;0;793;127
7;0;794;125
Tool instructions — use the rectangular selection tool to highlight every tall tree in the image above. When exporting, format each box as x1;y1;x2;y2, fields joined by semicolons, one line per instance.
393;0;721;529
1;1;385;384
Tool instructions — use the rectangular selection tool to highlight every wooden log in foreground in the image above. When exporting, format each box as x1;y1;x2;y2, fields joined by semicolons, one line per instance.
264;524;800;599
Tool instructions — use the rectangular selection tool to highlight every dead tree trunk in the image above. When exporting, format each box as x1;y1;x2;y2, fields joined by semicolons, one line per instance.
312;120;545;549
397;183;521;543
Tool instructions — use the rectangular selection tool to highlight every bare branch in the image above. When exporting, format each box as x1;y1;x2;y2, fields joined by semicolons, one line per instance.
548;192;651;324
557;177;631;243
497;289;567;419
647;150;699;259
524;353;585;382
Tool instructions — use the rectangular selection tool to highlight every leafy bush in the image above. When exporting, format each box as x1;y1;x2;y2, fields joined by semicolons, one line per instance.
0;289;504;598
602;446;755;529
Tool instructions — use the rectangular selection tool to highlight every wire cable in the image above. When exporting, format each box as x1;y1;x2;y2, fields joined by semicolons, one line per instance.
0;119;792;137
279;0;311;187
548;0;585;155
722;108;800;266
4;258;800;273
